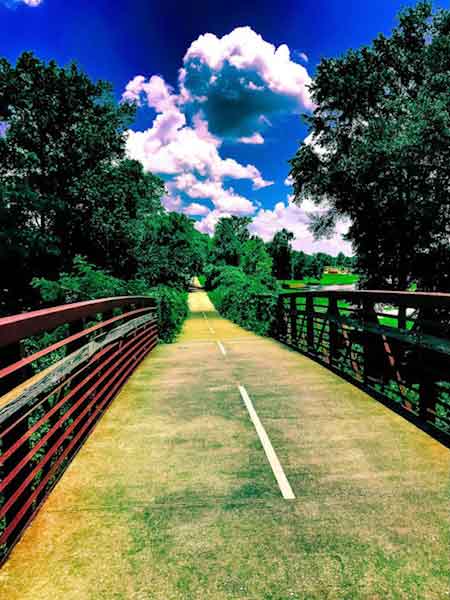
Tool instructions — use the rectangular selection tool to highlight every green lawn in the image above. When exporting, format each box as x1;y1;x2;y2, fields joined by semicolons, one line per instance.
281;273;359;288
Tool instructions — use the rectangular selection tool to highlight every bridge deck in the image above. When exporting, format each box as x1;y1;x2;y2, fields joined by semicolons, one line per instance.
1;291;448;599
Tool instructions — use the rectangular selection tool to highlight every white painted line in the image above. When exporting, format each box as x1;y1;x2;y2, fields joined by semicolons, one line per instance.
202;312;215;334
238;385;295;500
217;341;227;356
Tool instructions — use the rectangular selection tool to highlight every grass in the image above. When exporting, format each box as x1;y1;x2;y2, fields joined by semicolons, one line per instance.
2;292;447;600
281;273;359;288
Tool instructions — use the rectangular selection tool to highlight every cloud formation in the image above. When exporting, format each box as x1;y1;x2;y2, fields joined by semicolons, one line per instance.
124;68;273;218
238;133;264;145
121;26;341;249
2;0;42;7
180;27;314;137
248;196;351;254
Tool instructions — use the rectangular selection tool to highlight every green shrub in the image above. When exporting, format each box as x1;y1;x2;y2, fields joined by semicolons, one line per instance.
207;266;278;336
31;256;188;346
146;285;188;343
203;263;224;290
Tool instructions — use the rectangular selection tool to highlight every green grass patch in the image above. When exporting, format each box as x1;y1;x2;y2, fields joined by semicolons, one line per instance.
281;273;359;287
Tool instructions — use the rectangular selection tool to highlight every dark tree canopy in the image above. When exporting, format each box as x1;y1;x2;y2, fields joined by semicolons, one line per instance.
291;250;308;279
0;53;137;308
136;212;207;290
290;2;450;290
211;216;251;266
0;53;207;313
267;228;294;280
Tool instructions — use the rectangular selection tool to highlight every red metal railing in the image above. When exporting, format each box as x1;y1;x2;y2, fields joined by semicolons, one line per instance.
0;296;158;564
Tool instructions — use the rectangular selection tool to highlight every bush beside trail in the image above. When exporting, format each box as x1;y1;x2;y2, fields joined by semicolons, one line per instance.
205;265;278;336
32;256;188;344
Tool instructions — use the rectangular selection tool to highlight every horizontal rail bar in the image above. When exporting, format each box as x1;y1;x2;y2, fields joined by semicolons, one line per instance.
279;289;450;308
0;296;156;348
0;306;152;382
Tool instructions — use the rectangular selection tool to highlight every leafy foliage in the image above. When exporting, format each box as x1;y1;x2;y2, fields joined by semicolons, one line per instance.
135;212;207;290
145;285;188;343
0;52;140;310
240;237;273;280
32;257;188;342
290;2;450;290
209;267;278;336
210;216;251;266
267;228;294;280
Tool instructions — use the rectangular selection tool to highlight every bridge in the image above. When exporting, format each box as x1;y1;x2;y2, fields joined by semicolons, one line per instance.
0;287;448;599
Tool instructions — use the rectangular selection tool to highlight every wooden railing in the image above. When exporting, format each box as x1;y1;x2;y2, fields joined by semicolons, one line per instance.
274;290;450;445
0;296;158;564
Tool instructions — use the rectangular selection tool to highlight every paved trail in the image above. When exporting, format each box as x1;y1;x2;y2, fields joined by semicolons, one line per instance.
0;291;448;600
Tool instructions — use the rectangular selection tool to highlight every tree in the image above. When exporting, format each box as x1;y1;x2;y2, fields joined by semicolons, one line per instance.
291;250;308;279
305;254;325;280
136;212;206;289
240;237;273;281
336;252;346;268
289;2;450;291
267;229;294;280
82;159;166;277
211;216;251;266
0;52;139;311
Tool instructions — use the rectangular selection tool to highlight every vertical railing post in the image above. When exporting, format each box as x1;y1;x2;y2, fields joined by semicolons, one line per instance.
66;319;86;355
362;298;379;386
290;295;297;346
398;305;407;330
418;306;437;426
328;296;339;366
306;295;315;354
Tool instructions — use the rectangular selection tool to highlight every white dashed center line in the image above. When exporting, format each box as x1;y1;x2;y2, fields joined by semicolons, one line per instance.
202;312;215;334
217;341;226;356
238;385;295;500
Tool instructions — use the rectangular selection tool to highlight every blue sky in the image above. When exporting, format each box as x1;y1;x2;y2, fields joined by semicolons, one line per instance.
2;0;448;254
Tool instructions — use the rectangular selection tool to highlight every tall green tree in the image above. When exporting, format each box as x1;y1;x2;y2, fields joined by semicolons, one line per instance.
82;159;165;277
211;216;251;266
240;237;273;281
305;254;325;280
336;252;346;268
291;250;308;279
290;2;450;290
136;212;206;289
0;52;144;310
267;229;294;280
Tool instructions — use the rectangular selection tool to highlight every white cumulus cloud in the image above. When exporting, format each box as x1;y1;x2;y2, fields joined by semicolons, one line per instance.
183;203;210;216
238;133;264;145
123;26;314;231
2;0;43;7
249;196;352;255
194;209;232;235
179;26;313;138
